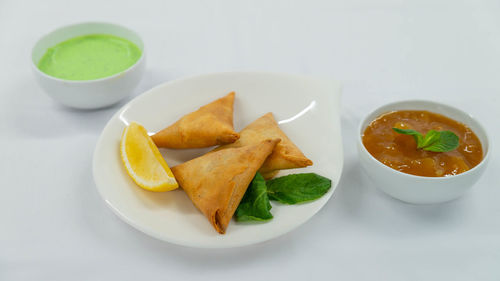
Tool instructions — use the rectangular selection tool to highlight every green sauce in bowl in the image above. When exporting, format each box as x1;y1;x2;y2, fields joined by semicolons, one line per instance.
37;34;142;81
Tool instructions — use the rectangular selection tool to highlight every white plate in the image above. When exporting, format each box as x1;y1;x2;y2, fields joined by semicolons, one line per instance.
93;72;343;248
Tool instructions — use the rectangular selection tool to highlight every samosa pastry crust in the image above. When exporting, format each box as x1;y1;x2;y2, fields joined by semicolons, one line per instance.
261;170;279;180
151;92;239;149
171;139;279;234
214;112;313;174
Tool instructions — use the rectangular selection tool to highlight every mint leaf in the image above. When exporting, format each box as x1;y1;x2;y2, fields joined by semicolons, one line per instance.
235;173;273;222
418;129;440;148
392;128;424;146
423;130;459;152
267;173;332;205
392;127;459;152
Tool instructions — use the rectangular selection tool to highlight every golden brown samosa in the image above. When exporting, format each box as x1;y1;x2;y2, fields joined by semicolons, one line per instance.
260;170;279;180
172;139;279;234
151;92;239;149
214;112;313;177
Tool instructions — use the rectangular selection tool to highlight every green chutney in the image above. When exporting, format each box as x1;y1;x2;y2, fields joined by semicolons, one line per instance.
37;34;142;81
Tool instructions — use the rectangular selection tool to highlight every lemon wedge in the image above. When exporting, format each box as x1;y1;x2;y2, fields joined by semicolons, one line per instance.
120;122;178;192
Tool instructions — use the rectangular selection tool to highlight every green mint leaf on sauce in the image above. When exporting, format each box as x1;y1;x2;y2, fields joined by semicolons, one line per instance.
392;128;424;147
267;173;332;205
417;129;441;149
392;128;459;152
235;173;273;222
422;130;460;152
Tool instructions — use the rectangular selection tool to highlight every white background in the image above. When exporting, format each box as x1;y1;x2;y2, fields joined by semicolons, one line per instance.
1;0;499;280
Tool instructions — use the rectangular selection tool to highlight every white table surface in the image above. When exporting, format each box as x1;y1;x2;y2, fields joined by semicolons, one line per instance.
1;0;499;280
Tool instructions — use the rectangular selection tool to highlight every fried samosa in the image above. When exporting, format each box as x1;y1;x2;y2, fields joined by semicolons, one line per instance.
260;170;279;180
213;112;313;176
172;139;280;234
151;92;239;149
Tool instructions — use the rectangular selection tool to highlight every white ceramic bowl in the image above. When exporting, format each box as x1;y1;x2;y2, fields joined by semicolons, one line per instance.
357;100;490;204
31;22;146;109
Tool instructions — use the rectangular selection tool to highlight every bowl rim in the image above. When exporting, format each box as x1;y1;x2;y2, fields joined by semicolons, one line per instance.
31;21;145;84
357;99;491;181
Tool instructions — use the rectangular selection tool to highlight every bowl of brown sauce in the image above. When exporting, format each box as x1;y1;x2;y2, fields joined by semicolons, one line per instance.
358;100;490;204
